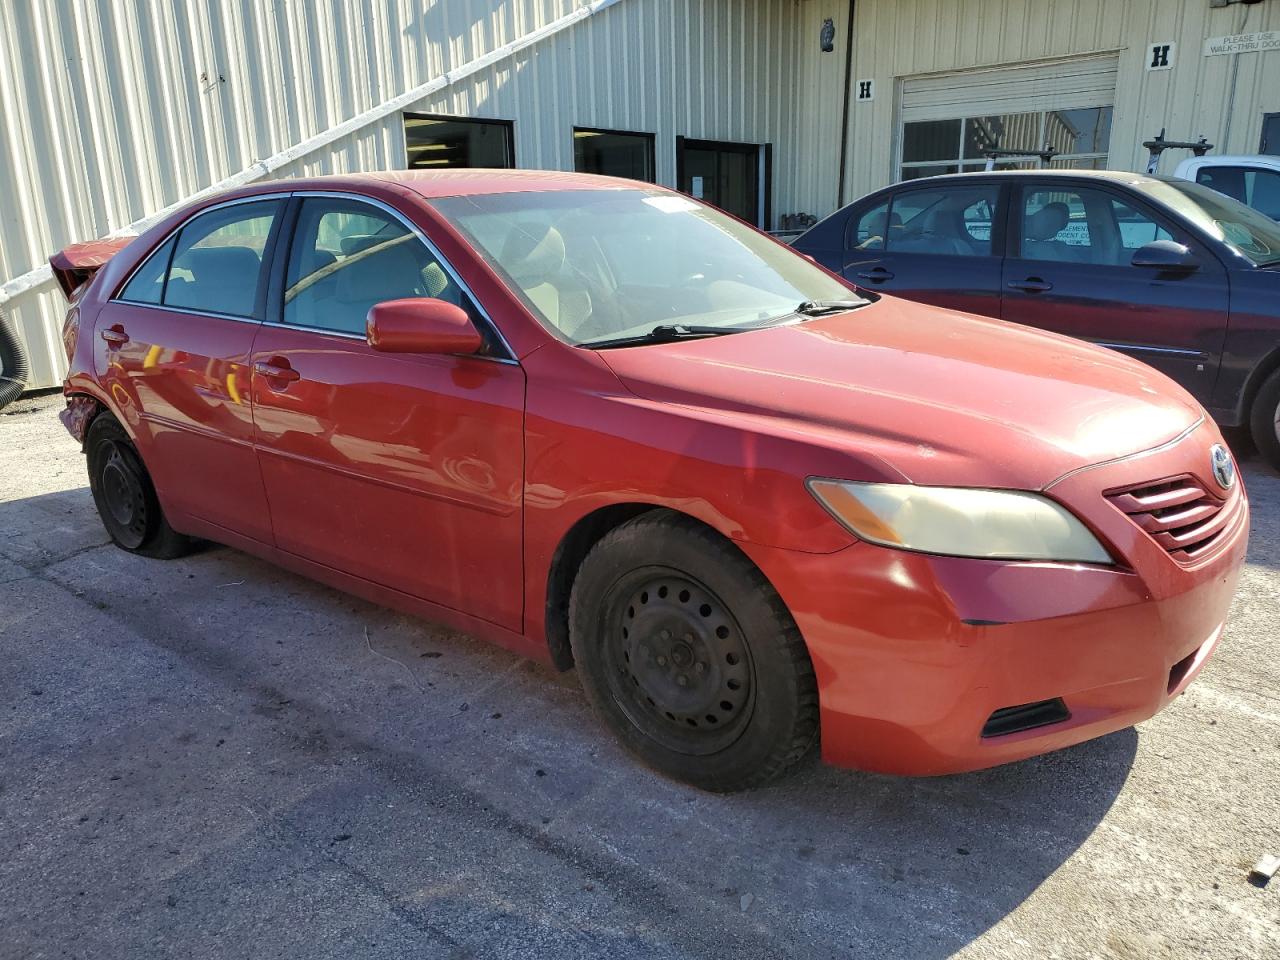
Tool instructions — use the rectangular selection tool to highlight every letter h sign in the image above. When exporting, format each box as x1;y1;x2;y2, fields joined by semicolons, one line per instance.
1146;42;1175;71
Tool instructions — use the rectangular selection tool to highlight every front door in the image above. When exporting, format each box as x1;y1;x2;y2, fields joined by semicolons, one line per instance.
250;195;526;630
840;181;1005;316
678;138;768;226
1000;181;1229;402
98;197;284;543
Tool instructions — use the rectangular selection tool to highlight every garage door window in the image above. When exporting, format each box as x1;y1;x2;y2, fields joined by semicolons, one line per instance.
901;107;1112;180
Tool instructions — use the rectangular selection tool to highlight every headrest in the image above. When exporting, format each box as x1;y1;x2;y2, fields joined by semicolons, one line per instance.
1026;202;1069;241
176;245;261;279
340;234;380;256
336;242;430;303
500;224;566;285
922;207;961;234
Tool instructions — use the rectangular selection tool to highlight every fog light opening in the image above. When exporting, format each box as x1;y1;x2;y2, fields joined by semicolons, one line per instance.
981;698;1071;738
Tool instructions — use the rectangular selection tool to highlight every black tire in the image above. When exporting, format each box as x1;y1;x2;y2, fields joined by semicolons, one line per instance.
86;414;191;559
1250;368;1280;472
569;510;818;791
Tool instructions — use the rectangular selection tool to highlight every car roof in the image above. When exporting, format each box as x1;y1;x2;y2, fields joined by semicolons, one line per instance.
253;168;644;199
889;169;1174;189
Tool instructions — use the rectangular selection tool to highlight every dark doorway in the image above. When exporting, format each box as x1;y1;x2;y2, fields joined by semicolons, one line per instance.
1262;113;1280;156
676;137;771;227
403;114;515;169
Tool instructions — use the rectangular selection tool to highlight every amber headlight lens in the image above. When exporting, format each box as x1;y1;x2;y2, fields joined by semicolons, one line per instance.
807;479;1112;564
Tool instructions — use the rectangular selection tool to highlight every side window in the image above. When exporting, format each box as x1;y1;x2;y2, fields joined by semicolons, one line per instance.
1112;199;1174;251
119;236;176;305
283;198;475;337
847;200;891;251
884;185;999;257
1020;188;1095;264
1200;167;1280;220
164;200;281;317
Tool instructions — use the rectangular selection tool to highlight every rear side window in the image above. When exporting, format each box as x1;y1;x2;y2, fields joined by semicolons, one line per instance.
847;201;891;251
878;186;999;257
164;201;281;317
283;197;476;336
119;236;176;304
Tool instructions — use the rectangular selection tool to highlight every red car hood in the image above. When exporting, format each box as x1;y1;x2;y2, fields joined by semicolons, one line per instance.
598;298;1203;490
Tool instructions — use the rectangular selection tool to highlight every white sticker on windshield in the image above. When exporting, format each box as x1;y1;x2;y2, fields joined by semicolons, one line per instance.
643;195;699;213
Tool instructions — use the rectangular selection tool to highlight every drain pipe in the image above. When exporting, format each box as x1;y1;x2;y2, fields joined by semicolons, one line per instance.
0;306;30;410
835;0;857;210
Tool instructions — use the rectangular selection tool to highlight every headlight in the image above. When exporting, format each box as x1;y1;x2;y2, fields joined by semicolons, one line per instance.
806;479;1112;564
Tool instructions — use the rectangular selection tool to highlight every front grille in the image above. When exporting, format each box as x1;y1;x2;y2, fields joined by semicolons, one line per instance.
1105;474;1240;564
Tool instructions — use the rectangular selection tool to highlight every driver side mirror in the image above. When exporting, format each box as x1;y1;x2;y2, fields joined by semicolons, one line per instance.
1131;240;1199;274
367;298;483;355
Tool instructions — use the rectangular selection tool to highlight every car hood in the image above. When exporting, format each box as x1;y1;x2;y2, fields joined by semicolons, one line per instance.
597;297;1203;490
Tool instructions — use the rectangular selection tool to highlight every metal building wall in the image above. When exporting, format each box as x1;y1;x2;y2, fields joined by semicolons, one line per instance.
0;0;815;390
837;0;1280;203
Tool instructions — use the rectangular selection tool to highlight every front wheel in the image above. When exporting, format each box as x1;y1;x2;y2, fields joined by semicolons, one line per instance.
1250;369;1280;472
86;414;191;559
569;511;818;791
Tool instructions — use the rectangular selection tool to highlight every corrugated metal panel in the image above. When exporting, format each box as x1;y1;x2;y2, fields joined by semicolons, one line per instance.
901;54;1120;123
840;0;1280;203
0;0;814;389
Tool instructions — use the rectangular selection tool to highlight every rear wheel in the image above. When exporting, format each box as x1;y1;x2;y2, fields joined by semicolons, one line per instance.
86;415;190;559
569;511;818;791
1250;369;1280;472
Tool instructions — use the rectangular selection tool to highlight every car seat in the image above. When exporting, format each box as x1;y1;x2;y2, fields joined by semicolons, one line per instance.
499;223;593;337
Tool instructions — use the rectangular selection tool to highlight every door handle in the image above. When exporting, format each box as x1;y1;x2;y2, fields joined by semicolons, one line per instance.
1007;278;1053;293
253;360;300;383
100;326;129;345
856;267;895;282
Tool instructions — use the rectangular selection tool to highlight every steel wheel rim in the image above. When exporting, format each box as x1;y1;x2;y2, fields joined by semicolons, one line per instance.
601;567;755;756
99;440;148;548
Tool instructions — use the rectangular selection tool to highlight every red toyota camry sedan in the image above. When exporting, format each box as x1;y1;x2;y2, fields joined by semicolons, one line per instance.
53;170;1248;791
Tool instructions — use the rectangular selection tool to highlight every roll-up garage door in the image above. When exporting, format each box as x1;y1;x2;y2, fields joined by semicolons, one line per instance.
898;53;1119;178
901;54;1120;123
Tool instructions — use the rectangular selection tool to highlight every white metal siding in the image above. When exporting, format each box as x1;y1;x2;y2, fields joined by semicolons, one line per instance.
900;54;1120;123
0;0;815;389
840;0;1280;204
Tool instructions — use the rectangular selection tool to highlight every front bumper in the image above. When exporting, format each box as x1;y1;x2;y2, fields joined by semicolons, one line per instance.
742;421;1249;776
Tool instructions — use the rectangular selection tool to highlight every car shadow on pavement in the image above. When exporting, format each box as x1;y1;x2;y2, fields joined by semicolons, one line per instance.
0;484;1139;960
729;728;1139;957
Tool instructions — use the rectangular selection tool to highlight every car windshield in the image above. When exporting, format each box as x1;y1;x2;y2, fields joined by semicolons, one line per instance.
430;188;858;345
1135;178;1280;267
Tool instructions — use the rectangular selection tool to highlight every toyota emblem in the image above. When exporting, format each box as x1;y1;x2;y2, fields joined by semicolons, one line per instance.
1210;444;1235;490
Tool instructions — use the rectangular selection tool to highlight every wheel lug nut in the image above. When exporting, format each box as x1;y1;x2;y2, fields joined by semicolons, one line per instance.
694;662;705;674
684;634;694;644
657;655;667;666
676;675;688;687
660;629;671;641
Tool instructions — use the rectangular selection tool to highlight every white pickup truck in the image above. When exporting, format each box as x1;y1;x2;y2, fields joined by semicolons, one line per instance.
1174;155;1280;221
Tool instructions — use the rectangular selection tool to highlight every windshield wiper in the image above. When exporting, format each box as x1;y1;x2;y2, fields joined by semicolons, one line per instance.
795;299;868;315
758;298;868;327
582;324;749;349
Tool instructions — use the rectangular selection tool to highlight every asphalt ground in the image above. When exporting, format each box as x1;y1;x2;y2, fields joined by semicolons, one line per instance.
1;389;1278;959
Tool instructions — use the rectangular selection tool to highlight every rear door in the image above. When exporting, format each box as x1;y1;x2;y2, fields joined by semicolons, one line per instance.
839;181;1005;316
249;194;526;630
1000;180;1229;401
98;197;284;542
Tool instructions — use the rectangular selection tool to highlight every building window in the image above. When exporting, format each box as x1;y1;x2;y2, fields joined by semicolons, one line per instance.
900;107;1112;180
404;114;514;169
573;127;656;182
